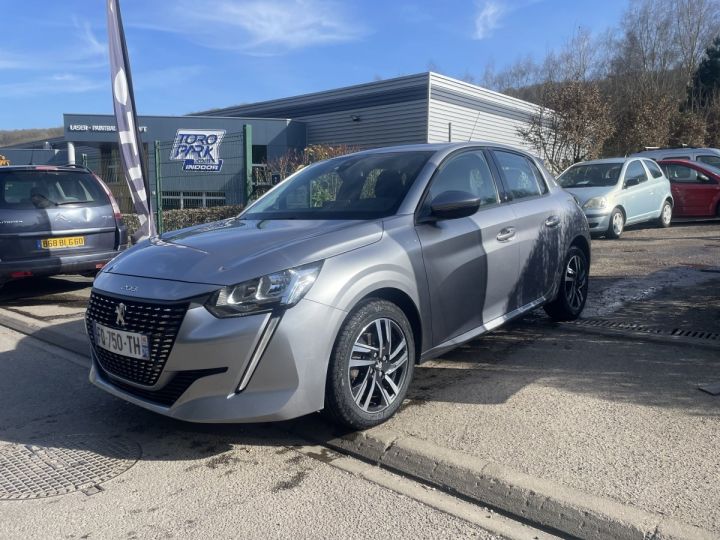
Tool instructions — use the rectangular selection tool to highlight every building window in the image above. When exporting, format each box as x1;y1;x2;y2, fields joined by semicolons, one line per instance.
161;191;226;209
252;145;267;166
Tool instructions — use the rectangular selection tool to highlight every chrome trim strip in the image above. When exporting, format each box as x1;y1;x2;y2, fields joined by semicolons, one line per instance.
236;315;281;392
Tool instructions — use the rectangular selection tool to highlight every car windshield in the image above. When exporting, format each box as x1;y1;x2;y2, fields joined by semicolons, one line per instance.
241;151;434;220
557;163;622;188
0;170;107;209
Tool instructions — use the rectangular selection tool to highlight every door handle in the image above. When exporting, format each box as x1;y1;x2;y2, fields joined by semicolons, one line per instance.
496;227;516;242
545;215;560;228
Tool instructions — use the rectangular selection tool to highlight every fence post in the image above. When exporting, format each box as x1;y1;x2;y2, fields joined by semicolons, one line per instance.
243;124;253;205
154;140;164;234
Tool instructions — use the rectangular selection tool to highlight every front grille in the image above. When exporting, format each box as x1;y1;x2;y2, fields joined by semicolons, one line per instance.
86;292;189;386
94;360;227;406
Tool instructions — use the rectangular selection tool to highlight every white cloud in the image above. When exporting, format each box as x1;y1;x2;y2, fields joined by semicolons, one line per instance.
473;0;506;40
0;74;106;98
130;0;366;55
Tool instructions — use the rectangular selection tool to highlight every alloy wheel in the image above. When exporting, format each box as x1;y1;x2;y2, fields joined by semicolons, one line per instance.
612;212;624;236
563;254;588;312
661;203;672;225
348;318;409;413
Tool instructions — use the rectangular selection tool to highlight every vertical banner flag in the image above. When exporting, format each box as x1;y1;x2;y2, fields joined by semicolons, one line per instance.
106;0;156;239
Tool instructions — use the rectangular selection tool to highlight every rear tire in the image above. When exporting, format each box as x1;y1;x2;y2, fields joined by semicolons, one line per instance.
324;299;415;430
544;246;589;322
657;200;672;228
606;208;624;239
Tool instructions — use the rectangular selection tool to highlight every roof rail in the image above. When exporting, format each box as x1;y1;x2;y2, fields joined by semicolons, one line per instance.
62;163;92;171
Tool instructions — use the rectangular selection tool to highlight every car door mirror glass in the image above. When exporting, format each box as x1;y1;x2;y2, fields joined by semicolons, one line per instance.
427;190;481;221
624;177;640;188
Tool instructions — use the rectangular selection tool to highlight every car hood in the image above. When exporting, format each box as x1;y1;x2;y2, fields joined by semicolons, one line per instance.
563;186;617;207
105;218;383;286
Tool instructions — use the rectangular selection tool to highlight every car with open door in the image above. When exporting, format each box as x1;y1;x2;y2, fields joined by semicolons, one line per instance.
658;159;720;218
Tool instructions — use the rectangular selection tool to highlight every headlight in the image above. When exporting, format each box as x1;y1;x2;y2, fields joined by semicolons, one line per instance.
583;197;608;210
205;261;322;318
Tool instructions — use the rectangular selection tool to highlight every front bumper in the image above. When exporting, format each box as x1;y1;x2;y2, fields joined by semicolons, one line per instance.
0;250;122;280
583;210;612;232
88;281;347;423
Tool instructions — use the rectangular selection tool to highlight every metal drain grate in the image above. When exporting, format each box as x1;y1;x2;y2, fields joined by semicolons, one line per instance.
567;319;720;342
0;435;140;500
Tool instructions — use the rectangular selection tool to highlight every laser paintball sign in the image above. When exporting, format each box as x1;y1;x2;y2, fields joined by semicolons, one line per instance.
170;129;226;172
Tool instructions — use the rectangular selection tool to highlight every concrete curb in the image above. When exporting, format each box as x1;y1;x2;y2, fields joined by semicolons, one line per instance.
293;419;715;540
0;308;89;357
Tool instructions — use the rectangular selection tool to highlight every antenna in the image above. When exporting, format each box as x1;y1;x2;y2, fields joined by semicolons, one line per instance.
467;110;481;141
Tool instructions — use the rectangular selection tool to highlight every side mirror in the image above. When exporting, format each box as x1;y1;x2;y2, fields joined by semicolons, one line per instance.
698;173;710;183
425;190;481;222
624;177;640;188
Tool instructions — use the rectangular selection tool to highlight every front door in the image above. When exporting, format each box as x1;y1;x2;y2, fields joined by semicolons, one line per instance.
415;150;518;347
663;162;720;217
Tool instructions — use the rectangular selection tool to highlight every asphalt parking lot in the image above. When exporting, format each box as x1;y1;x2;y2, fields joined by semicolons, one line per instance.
0;221;718;539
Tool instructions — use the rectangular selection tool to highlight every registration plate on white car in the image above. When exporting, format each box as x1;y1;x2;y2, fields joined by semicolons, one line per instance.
94;322;150;360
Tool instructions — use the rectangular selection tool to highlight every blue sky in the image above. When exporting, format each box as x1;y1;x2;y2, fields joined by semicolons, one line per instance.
1;0;628;129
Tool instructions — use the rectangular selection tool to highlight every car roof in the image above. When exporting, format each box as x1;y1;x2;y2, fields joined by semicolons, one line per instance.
632;147;720;157
0;164;91;172
345;142;542;160
567;158;630;166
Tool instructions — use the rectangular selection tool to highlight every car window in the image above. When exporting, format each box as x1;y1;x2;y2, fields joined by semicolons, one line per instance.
243;151;433;220
493;150;547;199
0;170;107;210
662;164;700;184
625;161;648;184
697;155;720;168
427;151;499;207
644;160;664;179
558;163;622;188
665;156;691;161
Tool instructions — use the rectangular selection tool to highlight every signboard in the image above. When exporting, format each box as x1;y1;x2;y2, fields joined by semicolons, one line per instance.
170;129;226;172
68;124;147;133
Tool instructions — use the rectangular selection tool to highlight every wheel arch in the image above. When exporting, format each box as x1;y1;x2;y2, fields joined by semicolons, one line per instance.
569;234;591;266
353;288;423;364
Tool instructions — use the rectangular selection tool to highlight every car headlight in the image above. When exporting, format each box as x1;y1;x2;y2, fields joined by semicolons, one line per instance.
583;197;608;210
205;261;323;318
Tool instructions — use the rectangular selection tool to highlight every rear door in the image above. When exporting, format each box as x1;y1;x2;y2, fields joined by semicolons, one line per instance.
0;169;117;262
415;149;518;345
662;162;720;217
490;149;563;308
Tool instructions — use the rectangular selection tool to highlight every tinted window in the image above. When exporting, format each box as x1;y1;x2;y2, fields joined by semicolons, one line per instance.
665;156;691;161
644;160;664;179
698;155;720;168
494;151;546;199
0;170;107;210
558;163;622;188
428;151;499;207
625;161;648;184
662;164;700;184
243;151;432;220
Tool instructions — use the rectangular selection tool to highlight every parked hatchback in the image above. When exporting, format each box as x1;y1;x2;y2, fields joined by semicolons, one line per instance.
658;160;720;218
557;158;673;238
0;165;128;289
86;143;590;429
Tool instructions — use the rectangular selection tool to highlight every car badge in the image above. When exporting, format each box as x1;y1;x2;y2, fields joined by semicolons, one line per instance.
55;214;70;223
115;303;127;327
120;284;138;292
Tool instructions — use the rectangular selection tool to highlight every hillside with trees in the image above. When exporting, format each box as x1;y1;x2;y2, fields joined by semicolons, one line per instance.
480;0;720;171
0;127;63;147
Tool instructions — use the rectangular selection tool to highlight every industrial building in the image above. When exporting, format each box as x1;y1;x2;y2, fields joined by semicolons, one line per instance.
2;72;540;209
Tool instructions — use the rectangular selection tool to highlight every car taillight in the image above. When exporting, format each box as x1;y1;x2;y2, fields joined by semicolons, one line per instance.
94;174;123;221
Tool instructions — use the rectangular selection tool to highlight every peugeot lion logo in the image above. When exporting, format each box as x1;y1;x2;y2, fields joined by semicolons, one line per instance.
115;303;127;327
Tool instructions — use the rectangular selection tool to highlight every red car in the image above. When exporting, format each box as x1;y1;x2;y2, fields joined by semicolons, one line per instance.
658;159;720;218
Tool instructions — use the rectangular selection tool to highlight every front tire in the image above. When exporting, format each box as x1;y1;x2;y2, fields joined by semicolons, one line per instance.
606;208;624;239
657;200;672;228
544;246;589;321
325;299;415;430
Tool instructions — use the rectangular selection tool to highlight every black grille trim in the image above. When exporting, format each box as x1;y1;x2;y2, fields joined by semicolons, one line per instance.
95;360;227;406
85;292;189;386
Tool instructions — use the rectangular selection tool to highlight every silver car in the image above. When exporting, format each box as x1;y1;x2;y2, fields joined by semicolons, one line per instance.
86;143;590;429
557;158;674;239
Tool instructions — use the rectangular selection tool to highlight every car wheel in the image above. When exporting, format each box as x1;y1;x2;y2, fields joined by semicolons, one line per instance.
657;201;672;228
325;299;415;430
543;246;589;322
607;208;624;239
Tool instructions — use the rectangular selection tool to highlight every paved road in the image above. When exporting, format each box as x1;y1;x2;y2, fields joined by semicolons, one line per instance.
0;325;532;540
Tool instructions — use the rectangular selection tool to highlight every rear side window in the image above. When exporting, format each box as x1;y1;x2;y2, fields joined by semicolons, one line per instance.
644;160;664;178
0;170;108;210
493;150;548;200
698;155;720;168
662;163;700;183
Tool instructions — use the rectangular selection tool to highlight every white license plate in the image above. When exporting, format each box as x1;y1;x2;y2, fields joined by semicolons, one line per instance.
94;322;150;360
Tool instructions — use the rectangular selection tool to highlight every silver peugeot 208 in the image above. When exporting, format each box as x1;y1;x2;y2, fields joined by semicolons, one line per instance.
86;143;590;429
